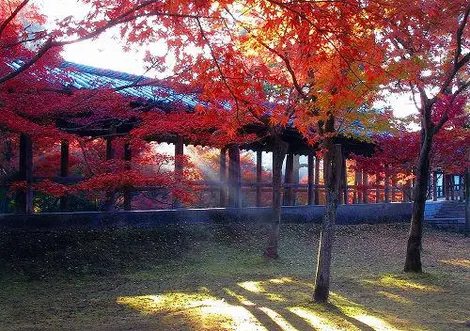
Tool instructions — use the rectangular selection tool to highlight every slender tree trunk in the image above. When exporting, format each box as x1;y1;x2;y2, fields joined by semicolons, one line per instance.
404;127;433;273
264;136;288;259
314;141;342;303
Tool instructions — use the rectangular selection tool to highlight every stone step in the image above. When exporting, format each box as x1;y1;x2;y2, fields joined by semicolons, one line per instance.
426;218;465;224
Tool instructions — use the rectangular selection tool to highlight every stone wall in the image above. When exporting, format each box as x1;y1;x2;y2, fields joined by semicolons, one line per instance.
0;203;413;230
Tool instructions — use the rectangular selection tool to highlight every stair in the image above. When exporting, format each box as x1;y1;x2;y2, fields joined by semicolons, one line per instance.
425;201;466;231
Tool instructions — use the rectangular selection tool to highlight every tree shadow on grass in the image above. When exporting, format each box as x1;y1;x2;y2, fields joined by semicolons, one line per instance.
116;276;418;330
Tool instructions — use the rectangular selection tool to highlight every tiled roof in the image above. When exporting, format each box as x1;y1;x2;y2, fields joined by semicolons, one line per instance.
60;62;199;108
8;59;199;109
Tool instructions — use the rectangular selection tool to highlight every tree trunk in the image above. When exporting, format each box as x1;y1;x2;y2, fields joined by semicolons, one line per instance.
314;142;343;303
264;137;288;259
404;127;433;273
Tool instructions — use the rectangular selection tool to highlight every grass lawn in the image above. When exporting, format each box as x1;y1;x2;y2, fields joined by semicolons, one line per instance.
0;222;469;331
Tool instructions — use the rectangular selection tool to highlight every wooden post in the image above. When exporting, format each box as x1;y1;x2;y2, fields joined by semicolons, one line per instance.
363;172;369;204
256;150;262;207
355;170;362;203
432;171;438;201
16;134;33;213
375;173;380;203
123;142;132;210
459;175;464;202
1;139;13;213
219;147;227;207
283;153;294;206
465;165;470;237
59;140;69;211
403;179;412;202
391;176;396;202
450;175;455;201
173;136;184;208
308;151;314;205
103;136;115;211
314;157;320;205
293;154;300;205
228;144;241;208
384;168;390;203
342;153;348;204
443;173;448;200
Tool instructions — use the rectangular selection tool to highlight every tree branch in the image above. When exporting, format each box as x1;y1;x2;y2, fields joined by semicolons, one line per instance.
0;0;30;38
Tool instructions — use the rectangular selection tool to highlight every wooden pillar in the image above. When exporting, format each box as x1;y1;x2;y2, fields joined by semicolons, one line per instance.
173;136;184;208
459;175;464;201
59;140;69;211
256;150;262;207
103;136;115;211
314;157;320;205
307;151;314;205
465;165;470;237
283;153;294;206
384;168;390;203
1;139;12;213
432;171;438;201
16;134;33;214
363;172;369;204
123;142;132;210
228;144;241;208
450;175;455;201
391;176;396;202
405;178;413;202
219;147;227;207
293;155;300;205
342;153;348;204
355;170;362;203
444;174;449;200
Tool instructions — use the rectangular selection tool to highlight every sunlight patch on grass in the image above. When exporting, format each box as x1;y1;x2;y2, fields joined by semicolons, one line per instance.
237;279;287;302
330;292;402;331
439;259;470;268
289;306;359;331
258;307;298;331
268;277;294;284
377;291;412;304
238;280;264;293
363;275;440;292
117;292;267;330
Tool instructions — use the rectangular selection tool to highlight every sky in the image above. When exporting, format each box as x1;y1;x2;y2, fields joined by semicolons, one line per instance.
39;0;419;119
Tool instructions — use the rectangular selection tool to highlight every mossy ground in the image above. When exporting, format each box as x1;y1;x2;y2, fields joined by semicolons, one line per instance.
0;222;469;330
